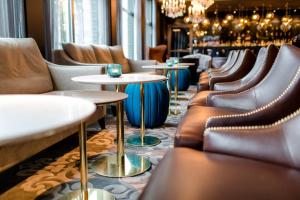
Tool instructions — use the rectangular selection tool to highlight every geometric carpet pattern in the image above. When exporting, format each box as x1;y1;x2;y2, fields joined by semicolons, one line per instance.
0;87;196;200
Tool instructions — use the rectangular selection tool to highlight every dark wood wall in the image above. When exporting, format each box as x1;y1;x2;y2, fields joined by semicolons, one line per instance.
25;0;45;55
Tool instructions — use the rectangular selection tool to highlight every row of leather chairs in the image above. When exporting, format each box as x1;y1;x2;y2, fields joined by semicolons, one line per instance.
139;44;300;199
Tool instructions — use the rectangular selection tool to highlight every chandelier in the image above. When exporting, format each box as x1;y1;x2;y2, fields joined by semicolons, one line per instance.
161;0;186;19
188;0;214;23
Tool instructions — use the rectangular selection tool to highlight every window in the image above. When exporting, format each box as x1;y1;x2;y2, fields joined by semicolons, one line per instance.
74;0;110;45
51;0;72;49
50;0;110;50
145;0;156;47
121;0;135;59
0;0;25;38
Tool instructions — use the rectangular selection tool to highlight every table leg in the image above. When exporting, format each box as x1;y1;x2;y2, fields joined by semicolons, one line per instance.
91;101;151;177
127;83;161;147
170;70;181;115
58;122;115;200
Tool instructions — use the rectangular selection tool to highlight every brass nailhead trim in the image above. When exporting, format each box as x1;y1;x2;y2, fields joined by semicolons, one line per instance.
205;66;300;129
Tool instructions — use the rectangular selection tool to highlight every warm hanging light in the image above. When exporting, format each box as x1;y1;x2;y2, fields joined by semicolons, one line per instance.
225;14;234;21
280;3;293;32
212;10;222;34
160;0;186;18
251;10;260;21
188;0;214;23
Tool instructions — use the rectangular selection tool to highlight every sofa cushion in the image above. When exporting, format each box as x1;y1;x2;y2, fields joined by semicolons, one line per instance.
0;38;53;94
92;45;114;64
109;45;131;73
62;43;98;64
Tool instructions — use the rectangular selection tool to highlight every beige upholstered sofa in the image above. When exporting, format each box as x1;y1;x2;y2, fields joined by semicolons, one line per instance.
0;38;106;172
53;43;158;74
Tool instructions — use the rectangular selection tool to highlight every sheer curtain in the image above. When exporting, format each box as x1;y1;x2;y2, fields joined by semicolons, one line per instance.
121;0;135;59
0;0;25;38
74;0;110;45
48;0;111;51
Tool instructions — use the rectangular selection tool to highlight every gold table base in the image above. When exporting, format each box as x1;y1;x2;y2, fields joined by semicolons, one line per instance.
91;153;151;178
170;109;181;115
58;188;115;200
127;134;161;147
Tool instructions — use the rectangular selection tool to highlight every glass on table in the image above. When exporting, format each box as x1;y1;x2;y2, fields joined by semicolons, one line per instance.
107;64;122;77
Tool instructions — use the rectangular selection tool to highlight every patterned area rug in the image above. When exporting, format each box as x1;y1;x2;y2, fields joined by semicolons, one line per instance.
0;87;196;200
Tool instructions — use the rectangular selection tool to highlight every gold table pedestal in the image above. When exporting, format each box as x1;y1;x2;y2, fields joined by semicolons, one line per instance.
170;69;181;116
59;189;115;200
59;122;115;200
93;100;151;177
91;153;151;178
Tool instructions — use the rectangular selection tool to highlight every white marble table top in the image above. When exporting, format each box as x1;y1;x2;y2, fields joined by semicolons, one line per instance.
46;90;128;105
142;65;189;70
72;74;166;85
160;63;194;66
0;95;96;146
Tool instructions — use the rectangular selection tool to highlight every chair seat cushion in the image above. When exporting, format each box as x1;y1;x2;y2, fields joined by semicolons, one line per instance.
175;106;242;150
140;148;300;200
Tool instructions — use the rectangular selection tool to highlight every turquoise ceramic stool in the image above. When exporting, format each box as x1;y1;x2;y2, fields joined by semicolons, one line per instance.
124;82;169;128
171;69;191;91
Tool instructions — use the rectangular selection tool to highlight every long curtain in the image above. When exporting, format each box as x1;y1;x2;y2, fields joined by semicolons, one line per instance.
0;0;25;38
133;0;143;59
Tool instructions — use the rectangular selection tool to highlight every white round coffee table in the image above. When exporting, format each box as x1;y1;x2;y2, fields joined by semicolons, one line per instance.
142;65;189;115
72;75;166;175
47;90;151;178
0;95;114;200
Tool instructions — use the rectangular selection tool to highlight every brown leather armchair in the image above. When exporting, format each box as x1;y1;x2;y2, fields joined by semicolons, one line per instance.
140;106;300;199
198;50;255;91
198;50;240;91
190;45;278;107
199;50;234;80
148;44;167;63
175;44;300;150
140;87;300;199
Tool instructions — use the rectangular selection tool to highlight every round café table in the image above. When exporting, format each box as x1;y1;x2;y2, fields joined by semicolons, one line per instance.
142;65;189;115
47;90;151;178
72;75;166;153
0;95;114;200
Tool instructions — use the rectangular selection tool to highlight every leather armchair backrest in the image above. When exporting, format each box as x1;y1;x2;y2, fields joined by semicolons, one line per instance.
239;45;278;89
209;45;300;111
254;44;300;108
0;38;53;94
211;50;240;75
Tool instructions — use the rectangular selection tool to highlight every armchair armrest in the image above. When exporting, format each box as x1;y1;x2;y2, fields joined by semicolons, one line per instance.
128;59;158;73
47;62;104;90
203;118;300;169
206;67;300;128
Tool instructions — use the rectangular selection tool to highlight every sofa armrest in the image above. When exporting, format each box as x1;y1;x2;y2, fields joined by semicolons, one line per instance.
128;59;158;73
47;62;104;90
203;123;299;169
